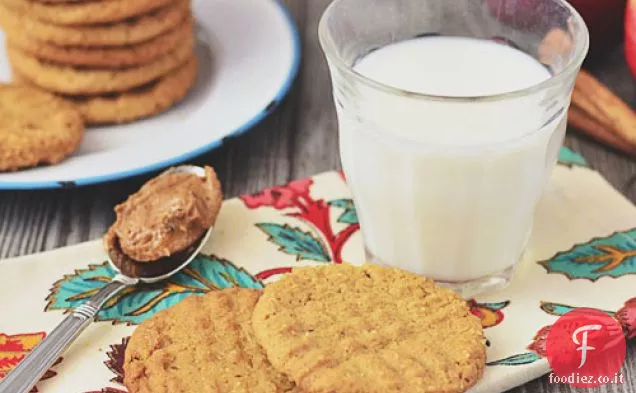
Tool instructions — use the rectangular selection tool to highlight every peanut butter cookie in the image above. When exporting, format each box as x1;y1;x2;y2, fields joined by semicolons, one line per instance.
252;263;486;393
5;17;193;68
7;34;193;94
0;0;189;47
69;55;197;124
0;84;84;172
73;56;198;125
124;288;297;393
12;55;198;124
2;0;174;25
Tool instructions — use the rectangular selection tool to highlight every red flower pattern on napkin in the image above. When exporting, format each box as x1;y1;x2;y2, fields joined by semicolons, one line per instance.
617;298;636;339
241;179;313;209
0;332;62;392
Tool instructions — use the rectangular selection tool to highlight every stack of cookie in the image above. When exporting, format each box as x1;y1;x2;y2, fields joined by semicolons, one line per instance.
0;0;197;125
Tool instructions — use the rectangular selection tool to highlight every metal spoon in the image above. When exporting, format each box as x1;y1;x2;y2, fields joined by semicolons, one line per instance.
0;165;214;393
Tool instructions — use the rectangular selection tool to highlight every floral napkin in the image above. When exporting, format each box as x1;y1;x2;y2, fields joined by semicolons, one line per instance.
0;146;634;393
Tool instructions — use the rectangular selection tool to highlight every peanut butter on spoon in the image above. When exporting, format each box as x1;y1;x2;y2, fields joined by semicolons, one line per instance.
104;165;222;276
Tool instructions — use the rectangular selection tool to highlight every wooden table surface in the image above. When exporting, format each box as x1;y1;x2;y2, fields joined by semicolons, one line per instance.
0;0;634;392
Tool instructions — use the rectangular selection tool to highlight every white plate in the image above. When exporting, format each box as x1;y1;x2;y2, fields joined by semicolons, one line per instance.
0;0;300;189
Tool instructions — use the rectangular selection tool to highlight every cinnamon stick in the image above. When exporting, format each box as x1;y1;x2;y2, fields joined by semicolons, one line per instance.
571;70;636;147
568;105;636;156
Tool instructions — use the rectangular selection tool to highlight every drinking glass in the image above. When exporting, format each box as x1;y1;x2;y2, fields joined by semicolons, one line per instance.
319;0;589;296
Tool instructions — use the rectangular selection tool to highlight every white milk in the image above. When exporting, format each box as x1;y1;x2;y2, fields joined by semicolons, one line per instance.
337;36;567;282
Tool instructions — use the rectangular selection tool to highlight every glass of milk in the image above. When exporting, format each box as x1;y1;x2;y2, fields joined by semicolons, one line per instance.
319;0;589;296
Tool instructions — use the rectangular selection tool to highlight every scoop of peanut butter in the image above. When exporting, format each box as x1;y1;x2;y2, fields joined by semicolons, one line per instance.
105;166;222;263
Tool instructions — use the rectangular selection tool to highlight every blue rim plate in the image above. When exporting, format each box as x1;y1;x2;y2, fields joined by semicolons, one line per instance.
0;0;301;190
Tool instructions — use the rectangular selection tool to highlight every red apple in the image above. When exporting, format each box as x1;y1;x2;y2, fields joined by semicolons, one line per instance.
626;0;636;78
485;0;626;61
569;0;627;61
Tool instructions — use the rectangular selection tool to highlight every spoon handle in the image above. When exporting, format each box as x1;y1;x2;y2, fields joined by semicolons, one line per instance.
0;280;130;393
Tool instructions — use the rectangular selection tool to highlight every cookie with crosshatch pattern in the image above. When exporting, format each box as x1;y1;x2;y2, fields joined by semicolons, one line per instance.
124;288;297;393
252;263;486;393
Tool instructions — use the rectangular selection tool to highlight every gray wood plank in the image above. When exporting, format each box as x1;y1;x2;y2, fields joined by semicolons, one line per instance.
289;0;342;180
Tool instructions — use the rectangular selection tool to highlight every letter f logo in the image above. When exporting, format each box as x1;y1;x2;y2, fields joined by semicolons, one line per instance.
572;324;602;368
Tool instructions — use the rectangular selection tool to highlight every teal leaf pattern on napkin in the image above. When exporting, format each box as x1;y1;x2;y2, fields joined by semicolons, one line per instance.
256;223;330;262
328;199;358;224
540;301;614;317
480;301;509;311
45;255;262;325
487;352;542;366
558;147;587;167
539;229;636;281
